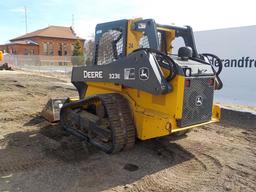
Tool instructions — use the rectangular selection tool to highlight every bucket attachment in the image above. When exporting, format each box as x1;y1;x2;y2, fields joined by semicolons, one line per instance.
0;63;12;70
41;98;67;123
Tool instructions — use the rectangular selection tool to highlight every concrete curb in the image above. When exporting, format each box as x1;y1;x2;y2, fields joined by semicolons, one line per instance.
220;107;256;129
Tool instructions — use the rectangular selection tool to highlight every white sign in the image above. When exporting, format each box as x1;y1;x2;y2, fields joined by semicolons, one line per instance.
194;26;256;107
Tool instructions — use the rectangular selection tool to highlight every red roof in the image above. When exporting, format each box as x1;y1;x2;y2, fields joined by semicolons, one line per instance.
6;40;38;45
10;26;84;41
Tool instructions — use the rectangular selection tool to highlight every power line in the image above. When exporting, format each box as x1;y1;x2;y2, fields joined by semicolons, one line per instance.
72;14;74;29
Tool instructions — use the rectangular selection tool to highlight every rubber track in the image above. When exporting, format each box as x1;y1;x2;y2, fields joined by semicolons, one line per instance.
112;94;136;150
61;93;136;154
97;94;136;153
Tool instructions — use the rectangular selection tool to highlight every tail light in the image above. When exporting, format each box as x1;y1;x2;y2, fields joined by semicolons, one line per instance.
185;79;190;87
208;78;214;86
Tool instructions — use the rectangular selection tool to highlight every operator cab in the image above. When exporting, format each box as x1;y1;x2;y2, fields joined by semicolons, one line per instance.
93;18;222;90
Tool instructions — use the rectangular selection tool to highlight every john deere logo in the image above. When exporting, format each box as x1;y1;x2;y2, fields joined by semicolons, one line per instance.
139;67;149;80
195;95;203;106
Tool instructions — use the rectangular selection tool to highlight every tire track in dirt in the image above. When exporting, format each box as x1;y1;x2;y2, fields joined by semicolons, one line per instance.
0;156;60;175
225;164;256;192
0;126;87;175
1;72;256;192
0;139;87;175
125;139;225;192
169;152;223;190
226;161;256;191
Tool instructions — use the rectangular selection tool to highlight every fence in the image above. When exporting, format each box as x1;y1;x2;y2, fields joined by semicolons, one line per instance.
1;54;86;77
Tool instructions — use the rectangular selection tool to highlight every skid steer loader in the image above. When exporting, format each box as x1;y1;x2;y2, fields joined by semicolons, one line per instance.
42;18;223;154
0;51;3;61
0;51;12;70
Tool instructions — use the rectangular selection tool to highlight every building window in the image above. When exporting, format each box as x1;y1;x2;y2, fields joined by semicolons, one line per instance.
24;49;28;55
49;43;54;55
43;43;48;55
71;44;74;54
43;42;54;55
63;43;67;56
58;43;63;56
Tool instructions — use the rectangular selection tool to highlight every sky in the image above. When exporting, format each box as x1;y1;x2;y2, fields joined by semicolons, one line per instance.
0;0;255;43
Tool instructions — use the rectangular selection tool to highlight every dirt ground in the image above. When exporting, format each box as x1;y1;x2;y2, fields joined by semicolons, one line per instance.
0;70;255;192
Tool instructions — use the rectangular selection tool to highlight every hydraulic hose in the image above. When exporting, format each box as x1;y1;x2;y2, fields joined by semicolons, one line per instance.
200;53;223;76
199;53;223;90
132;48;178;81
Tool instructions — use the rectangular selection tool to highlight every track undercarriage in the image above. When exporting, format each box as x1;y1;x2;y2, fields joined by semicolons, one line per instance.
60;93;135;153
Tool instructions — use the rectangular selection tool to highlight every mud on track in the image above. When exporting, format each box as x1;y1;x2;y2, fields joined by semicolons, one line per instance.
0;70;255;192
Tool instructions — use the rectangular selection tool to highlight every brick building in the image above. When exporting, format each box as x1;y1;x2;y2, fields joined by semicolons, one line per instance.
0;26;84;56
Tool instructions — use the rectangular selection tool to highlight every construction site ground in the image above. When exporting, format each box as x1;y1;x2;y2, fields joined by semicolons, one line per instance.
0;70;255;192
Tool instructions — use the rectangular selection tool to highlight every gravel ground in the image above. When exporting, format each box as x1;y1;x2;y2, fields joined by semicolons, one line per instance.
0;70;255;192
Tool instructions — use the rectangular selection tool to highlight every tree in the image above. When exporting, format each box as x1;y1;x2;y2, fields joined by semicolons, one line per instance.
72;39;85;66
84;39;94;65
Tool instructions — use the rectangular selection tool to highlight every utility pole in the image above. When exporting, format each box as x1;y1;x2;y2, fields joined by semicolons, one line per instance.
72;14;74;29
24;6;28;33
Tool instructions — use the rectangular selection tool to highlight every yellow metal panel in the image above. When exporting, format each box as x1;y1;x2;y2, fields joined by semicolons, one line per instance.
120;75;185;139
171;118;219;133
175;76;185;119
212;104;221;121
157;27;174;32
0;51;3;61
157;27;176;54
124;75;184;117
165;31;175;54
134;111;170;140
68;98;79;102
86;82;122;96
152;94;166;105
126;19;143;55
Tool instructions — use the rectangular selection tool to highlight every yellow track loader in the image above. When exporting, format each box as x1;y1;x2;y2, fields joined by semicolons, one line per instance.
43;18;223;154
0;51;11;70
0;51;3;61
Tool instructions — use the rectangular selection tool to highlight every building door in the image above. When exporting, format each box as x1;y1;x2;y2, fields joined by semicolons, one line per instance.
58;43;62;56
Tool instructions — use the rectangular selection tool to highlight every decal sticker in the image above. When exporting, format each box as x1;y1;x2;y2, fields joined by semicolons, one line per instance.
195;95;203;106
139;67;149;80
109;73;120;79
124;68;135;80
84;70;103;79
138;23;146;29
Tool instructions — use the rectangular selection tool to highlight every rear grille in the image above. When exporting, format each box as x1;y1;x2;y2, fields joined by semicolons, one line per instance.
177;77;214;127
